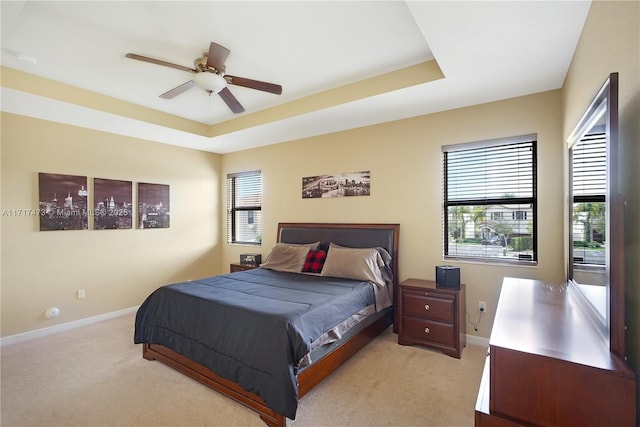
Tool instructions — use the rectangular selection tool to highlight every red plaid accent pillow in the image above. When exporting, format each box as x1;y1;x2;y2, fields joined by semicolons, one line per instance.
302;250;327;274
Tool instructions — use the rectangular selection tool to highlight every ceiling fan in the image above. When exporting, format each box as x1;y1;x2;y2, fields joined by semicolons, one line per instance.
125;42;282;114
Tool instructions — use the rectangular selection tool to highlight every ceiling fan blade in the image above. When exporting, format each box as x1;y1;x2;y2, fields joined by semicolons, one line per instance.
126;53;197;73
206;42;230;71
159;81;195;99
218;87;245;114
225;75;282;95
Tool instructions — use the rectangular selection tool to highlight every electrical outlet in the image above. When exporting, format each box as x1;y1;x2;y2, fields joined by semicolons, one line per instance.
479;301;487;312
77;289;86;300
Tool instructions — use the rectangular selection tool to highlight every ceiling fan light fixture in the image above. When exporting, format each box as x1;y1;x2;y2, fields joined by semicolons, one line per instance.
193;72;227;94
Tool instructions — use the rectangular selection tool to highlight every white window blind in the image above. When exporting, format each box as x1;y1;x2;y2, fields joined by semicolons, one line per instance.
227;170;262;245
443;137;537;262
572;133;606;197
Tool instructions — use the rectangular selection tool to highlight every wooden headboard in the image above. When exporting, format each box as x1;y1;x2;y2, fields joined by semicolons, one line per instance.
277;222;400;287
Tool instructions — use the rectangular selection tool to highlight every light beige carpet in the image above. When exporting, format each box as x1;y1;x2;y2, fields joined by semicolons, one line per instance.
1;314;486;426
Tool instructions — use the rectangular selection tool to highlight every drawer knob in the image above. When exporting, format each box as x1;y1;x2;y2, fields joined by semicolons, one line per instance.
424;327;430;334
424;304;430;311
425;292;429;296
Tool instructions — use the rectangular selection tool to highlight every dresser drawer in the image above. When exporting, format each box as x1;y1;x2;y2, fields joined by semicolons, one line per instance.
402;292;454;322
401;316;455;348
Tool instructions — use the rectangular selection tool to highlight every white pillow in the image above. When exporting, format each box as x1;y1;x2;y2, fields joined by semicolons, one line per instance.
260;242;318;273
321;244;386;287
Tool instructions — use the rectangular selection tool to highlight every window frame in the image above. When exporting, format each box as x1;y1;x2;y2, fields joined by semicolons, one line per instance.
442;135;538;264
226;170;262;246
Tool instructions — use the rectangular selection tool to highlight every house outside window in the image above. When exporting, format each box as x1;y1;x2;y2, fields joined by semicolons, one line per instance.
227;170;262;245
443;135;537;263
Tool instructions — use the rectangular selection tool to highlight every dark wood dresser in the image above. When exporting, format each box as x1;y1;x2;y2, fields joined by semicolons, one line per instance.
475;277;636;426
397;278;466;358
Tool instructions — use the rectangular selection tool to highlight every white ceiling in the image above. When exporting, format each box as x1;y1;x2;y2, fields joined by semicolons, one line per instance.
1;1;591;154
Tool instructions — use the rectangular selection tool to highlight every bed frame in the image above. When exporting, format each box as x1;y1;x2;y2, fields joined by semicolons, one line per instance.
142;222;400;427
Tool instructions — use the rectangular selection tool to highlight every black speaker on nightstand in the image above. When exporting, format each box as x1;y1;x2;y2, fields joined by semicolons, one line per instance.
435;265;460;288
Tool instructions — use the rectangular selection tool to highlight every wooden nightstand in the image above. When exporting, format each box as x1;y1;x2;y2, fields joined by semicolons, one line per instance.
397;278;466;358
230;263;259;273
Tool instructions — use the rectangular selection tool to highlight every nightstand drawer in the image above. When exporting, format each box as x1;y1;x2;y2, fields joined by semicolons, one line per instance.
401;316;455;348
402;292;454;322
230;263;258;273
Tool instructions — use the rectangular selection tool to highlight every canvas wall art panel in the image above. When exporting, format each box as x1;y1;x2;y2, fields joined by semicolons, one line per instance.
138;182;170;229
302;171;370;199
38;173;88;231
94;178;133;230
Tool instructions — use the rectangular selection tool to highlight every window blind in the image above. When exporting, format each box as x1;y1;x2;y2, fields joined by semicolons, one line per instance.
572;133;606;199
227;171;262;245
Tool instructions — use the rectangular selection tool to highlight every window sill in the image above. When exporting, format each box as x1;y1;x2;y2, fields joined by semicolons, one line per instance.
443;256;538;268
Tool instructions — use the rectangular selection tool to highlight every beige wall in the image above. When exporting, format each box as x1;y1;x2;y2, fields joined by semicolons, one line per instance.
1;113;222;337
222;89;565;339
562;0;640;415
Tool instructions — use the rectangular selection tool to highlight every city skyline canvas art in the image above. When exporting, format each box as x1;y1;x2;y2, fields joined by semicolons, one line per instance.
138;182;170;229
94;178;133;230
38;173;88;231
302;171;371;199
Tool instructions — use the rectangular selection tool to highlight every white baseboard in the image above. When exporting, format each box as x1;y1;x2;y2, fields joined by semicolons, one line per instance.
466;334;489;348
0;306;139;347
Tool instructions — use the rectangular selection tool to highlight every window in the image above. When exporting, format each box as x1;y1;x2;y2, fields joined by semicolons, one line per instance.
443;135;537;263
227;170;262;245
513;211;527;220
571;132;606;265
490;212;504;221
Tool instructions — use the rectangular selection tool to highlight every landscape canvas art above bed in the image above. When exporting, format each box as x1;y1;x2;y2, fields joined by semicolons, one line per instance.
302;171;370;198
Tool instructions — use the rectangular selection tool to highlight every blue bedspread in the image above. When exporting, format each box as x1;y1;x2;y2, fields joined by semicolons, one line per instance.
134;268;375;419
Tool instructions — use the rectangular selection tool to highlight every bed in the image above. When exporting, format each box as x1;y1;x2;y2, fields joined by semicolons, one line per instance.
134;222;399;427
